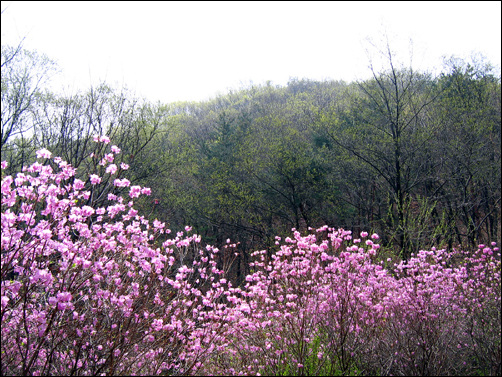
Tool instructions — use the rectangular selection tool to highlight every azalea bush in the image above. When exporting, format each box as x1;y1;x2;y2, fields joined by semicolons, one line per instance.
1;140;501;376
1;139;235;375
206;228;501;376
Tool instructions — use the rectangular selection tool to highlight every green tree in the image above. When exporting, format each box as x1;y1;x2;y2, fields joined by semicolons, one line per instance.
320;44;439;259
432;55;501;247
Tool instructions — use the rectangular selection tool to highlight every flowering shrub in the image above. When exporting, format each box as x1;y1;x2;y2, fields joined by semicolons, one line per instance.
206;228;501;376
1;141;234;375
1;141;500;376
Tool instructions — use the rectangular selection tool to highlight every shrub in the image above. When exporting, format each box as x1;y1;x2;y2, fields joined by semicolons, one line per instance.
1;140;234;375
207;228;501;376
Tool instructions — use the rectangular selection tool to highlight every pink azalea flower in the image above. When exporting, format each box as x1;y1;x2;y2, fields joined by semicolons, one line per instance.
106;164;118;175
89;174;101;185
129;185;142;198
114;178;130;187
93;135;111;144
48;297;58;306
36;148;52;159
105;153;114;163
1;296;9;310
73;179;85;190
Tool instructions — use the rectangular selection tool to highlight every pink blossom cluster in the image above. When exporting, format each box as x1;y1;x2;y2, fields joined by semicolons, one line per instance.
1;143;500;376
1;142;235;376
205;228;501;376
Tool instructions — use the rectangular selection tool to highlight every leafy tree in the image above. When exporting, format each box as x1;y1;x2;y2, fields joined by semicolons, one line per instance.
432;55;501;247
320;44;439;259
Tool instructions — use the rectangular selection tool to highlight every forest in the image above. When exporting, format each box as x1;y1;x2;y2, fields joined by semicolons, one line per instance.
1;42;501;376
2;44;500;282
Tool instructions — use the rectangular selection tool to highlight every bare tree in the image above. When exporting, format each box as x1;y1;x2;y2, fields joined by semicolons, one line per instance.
1;45;58;147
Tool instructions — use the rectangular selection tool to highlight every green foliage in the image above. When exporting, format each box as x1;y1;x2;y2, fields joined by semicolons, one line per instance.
2;40;500;267
127;66;500;262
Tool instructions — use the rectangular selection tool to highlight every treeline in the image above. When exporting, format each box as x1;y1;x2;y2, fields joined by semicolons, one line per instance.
2;44;500;282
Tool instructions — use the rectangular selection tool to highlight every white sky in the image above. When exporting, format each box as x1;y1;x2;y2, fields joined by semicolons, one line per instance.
1;1;501;104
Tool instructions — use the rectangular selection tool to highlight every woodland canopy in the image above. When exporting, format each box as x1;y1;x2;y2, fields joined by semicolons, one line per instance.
2;43;500;283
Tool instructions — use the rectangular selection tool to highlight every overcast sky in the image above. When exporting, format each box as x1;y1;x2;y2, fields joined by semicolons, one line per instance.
2;1;501;104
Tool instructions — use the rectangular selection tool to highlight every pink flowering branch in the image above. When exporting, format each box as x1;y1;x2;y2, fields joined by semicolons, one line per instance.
205;227;500;376
1;142;236;376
